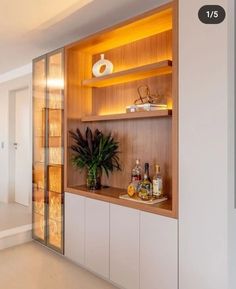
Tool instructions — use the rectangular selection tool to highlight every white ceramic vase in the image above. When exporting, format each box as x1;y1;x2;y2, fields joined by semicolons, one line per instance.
92;54;113;77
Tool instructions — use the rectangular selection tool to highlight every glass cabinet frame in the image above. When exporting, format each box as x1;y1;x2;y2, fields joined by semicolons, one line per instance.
32;48;64;254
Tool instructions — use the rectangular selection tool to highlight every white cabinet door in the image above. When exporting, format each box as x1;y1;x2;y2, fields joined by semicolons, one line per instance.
140;212;178;289
85;198;110;278
65;193;85;265
110;204;140;289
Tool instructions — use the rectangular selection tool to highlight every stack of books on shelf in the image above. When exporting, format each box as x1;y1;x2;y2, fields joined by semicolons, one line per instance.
126;103;167;113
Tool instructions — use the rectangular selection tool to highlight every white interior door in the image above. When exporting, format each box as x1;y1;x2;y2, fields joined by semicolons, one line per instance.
14;88;31;206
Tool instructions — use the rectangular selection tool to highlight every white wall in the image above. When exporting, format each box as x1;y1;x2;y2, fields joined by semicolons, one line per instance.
179;1;230;289
227;0;235;288
0;69;32;203
0;64;32;84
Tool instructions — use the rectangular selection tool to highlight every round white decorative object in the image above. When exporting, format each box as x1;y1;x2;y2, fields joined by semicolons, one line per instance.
92;54;113;77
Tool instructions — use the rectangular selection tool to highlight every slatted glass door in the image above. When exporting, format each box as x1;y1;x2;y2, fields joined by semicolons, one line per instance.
32;49;64;253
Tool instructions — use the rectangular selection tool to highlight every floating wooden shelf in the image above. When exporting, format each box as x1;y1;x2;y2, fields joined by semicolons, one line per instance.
82;60;172;88
66;185;174;218
81;109;172;122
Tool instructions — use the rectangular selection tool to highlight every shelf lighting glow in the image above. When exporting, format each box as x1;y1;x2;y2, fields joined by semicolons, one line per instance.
98;109;125;116
47;78;64;89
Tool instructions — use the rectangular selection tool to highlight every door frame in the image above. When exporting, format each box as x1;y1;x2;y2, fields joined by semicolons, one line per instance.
8;85;32;208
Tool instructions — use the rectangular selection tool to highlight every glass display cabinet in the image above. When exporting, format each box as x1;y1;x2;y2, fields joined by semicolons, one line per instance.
32;48;64;253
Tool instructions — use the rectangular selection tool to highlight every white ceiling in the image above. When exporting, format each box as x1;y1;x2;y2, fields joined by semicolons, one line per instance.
0;0;169;74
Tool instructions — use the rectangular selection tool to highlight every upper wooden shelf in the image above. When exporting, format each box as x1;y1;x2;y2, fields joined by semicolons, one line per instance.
82;60;172;88
81;109;172;122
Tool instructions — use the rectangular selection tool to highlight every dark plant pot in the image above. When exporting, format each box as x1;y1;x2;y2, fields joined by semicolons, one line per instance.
87;170;101;190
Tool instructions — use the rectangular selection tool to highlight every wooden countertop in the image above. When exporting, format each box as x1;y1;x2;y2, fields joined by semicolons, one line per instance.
65;185;176;219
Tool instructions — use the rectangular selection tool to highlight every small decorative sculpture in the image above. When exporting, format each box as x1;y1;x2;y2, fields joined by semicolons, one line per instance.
126;85;167;112
134;85;164;105
92;54;113;77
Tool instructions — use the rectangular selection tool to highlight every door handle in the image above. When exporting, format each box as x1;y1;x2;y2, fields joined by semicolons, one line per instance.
13;142;18;149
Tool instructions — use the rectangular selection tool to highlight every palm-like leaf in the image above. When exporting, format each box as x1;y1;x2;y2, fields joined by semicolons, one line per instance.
69;127;121;177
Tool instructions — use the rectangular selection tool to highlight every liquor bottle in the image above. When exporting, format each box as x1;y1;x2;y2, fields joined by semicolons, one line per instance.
152;165;163;198
138;163;152;200
128;159;142;198
131;159;142;182
145;162;152;183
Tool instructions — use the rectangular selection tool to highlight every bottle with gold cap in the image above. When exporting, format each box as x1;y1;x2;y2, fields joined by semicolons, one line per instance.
138;163;152;200
152;164;163;198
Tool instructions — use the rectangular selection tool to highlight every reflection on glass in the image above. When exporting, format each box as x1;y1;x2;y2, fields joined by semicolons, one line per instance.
34;137;45;163
48;93;63;110
47;78;64;90
49;109;62;136
48;165;62;193
49;220;62;248
34;107;46;137
49;147;62;165
33;163;45;190
49;122;61;136
48;53;64;110
47;52;64;252
49;191;62;222
33;189;45;215
34;213;45;240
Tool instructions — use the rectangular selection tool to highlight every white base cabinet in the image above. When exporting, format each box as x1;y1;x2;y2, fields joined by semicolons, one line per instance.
65;193;178;289
85;198;110;279
140;212;178;289
110;204;140;289
65;193;85;266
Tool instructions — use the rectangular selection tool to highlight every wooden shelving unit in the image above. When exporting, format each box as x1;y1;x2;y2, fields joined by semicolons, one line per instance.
81;109;172;122
65;2;178;218
82;60;172;88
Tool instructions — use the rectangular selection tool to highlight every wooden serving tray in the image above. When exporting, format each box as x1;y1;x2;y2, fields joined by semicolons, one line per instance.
119;194;168;205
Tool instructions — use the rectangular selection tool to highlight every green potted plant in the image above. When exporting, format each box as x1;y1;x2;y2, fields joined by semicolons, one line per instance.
70;127;121;190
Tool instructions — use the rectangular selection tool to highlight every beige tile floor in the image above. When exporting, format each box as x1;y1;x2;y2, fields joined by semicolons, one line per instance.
0;202;32;231
0;242;118;289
